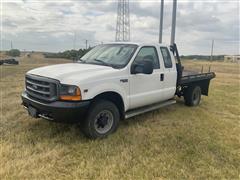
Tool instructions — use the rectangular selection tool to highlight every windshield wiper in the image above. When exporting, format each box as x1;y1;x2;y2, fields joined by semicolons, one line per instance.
78;59;86;63
93;59;112;67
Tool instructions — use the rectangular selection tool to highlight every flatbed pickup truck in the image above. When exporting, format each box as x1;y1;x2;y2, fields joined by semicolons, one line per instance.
22;43;215;138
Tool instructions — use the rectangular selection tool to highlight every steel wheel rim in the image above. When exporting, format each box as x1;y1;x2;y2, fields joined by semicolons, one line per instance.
193;89;200;105
94;110;114;134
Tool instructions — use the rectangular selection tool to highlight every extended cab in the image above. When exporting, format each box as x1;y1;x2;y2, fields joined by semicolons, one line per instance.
22;43;215;138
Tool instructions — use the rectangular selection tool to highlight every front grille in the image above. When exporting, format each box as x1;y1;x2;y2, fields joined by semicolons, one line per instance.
25;75;59;102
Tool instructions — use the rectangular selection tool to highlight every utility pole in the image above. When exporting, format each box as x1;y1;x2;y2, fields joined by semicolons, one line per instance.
115;0;130;42
10;41;13;49
73;32;76;50
170;0;177;45
85;40;88;49
159;0;164;43
210;39;214;61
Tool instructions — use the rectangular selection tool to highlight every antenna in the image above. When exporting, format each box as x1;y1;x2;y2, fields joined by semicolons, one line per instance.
115;0;130;42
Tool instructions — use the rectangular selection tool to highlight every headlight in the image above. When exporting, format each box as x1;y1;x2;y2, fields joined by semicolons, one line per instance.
59;84;81;101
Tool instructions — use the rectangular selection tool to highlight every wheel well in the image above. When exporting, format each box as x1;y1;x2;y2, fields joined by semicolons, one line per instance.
182;80;211;96
93;92;125;120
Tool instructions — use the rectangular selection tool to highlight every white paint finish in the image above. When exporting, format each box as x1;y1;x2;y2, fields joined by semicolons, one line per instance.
26;42;178;113
158;46;177;99
128;44;177;109
28;63;114;85
129;70;166;109
128;43;167;108
79;68;130;110
28;63;131;110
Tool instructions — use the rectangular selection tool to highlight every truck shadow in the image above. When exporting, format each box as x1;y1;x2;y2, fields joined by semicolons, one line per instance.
23;99;186;144
23;120;88;144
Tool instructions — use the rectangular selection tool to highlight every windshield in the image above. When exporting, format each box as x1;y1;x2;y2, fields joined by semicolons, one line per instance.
80;44;138;68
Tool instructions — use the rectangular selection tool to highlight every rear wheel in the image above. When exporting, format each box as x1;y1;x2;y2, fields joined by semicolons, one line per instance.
184;86;201;106
82;99;120;139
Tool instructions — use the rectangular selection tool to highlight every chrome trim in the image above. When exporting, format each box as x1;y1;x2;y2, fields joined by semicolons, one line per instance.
39;114;54;121
26;80;50;88
22;104;54;121
26;86;50;95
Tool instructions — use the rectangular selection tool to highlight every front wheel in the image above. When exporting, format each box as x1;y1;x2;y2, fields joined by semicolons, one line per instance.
82;100;120;139
184;86;202;106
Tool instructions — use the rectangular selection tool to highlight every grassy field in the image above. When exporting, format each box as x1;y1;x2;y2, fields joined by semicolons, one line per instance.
0;54;239;179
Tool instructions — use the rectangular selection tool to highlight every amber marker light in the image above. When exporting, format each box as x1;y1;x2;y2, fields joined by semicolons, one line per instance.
60;85;82;101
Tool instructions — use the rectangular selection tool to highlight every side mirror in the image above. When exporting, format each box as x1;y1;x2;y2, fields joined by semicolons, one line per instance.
131;60;154;75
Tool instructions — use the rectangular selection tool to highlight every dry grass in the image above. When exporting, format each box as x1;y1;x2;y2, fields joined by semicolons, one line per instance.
0;55;240;179
0;52;10;60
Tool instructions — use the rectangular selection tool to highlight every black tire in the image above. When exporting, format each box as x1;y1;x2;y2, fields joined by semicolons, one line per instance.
184;86;201;106
82;99;120;139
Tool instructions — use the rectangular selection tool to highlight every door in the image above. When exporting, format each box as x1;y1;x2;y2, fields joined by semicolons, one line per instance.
159;46;177;100
129;46;165;109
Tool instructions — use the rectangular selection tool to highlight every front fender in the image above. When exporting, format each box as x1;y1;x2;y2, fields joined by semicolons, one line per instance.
81;82;129;111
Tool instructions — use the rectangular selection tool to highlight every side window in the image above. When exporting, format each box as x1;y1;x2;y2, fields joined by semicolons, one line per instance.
134;47;160;69
160;47;173;68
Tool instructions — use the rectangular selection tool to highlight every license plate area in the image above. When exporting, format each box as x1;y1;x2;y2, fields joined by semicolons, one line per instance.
28;106;39;118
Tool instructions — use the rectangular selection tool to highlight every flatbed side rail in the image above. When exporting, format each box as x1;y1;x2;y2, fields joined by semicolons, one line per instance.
180;72;216;85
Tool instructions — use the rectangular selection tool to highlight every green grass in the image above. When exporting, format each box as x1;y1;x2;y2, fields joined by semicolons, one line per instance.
0;54;239;179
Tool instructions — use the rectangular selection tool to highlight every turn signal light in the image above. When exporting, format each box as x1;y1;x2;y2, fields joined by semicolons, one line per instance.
60;87;81;101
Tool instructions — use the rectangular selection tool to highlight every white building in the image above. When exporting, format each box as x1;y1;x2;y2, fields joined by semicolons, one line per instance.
224;55;240;63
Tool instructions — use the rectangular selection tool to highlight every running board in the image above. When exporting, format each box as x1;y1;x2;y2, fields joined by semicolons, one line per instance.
125;99;176;119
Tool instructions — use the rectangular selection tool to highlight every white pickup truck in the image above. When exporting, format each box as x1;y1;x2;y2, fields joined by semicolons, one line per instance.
22;43;215;138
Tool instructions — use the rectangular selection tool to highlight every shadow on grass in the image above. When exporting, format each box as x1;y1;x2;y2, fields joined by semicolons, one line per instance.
22;120;88;144
21;99;186;144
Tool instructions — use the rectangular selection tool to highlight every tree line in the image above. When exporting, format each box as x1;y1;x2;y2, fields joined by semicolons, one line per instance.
3;48;225;61
44;48;91;60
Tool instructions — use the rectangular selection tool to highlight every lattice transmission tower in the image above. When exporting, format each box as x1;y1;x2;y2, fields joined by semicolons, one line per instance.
115;0;130;42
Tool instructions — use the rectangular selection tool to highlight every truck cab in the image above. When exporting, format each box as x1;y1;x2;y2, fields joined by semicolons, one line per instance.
22;42;215;139
129;44;177;109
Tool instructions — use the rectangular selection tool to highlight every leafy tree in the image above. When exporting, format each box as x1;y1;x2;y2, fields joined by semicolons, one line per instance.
6;49;21;57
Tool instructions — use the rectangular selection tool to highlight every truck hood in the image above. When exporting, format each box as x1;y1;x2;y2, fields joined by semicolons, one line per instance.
27;63;118;84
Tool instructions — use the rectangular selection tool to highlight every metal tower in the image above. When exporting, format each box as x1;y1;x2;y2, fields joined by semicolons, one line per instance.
115;0;130;42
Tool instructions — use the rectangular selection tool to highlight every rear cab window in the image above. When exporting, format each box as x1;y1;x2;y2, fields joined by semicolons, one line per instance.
160;47;173;68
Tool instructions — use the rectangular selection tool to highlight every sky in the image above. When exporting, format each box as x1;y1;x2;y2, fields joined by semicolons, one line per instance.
1;0;240;55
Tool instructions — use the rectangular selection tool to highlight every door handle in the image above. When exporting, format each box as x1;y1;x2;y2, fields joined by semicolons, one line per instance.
160;73;164;81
